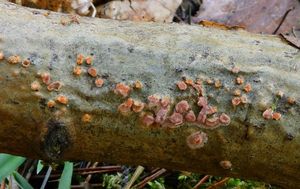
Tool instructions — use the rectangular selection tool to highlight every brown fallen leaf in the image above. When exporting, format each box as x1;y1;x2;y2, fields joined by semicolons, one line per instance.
199;20;245;30
280;33;300;49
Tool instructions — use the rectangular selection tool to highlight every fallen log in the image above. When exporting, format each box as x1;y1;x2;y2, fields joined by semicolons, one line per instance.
0;1;299;188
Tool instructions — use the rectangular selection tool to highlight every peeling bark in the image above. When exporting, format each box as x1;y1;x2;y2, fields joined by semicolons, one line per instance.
0;1;300;188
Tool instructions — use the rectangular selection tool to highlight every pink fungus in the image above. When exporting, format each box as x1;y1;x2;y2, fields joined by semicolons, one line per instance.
47;81;63;91
219;113;231;125
197;107;207;124
207;106;217;115
205;116;220;129
41;72;51;85
160;96;170;108
185;110;196;122
148;94;161;106
132;100;145;113
142;114;155;126
155;108;168;124
118;98;133;115
175;100;190;114
197;97;208;107
169;112;183;126
220;160;232;170
186;131;208;149
115;83;131;97
177;81;187;91
192;83;203;95
262;108;273;120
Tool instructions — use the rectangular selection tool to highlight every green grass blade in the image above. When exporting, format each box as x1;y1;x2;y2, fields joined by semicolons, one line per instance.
36;160;44;174
58;162;73;189
0;154;26;181
12;171;34;189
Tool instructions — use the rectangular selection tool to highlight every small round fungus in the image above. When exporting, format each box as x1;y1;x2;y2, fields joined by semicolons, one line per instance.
276;91;284;98
219;160;232;170
219;113;231;125
142;114;155;126
0;51;4;60
185;78;194;85
148;94;161;106
132;100;145;113
236;76;244;85
155;108;168;124
272;112;281;120
206;79;214;85
73;66;82;76
192;83;203;95
233;89;241;96
31;81;41;91
205;116;220;129
47;100;56;108
160;96;170;108
95;78;104;87
197;108;207;124
8;55;21;64
177;81;187;91
22;59;31;68
175;100;190;114
115;83;131;97
82;113;92;122
232;97;241;106
133;80;143;89
41;72;51;85
47;81;63;91
56;95;69;105
169;112;183;126
76;54;84;65
85;56;93;65
244;83;252;93
185;110;196;122
262;108;273;120
186;131;208;149
118;98;133;115
287;97;296;105
87;67;97;77
214;80;222;88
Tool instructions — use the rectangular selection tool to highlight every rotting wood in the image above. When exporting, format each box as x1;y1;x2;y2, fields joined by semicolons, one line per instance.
0;1;300;188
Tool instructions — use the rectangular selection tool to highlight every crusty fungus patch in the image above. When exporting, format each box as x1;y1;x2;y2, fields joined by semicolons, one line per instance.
7;55;21;64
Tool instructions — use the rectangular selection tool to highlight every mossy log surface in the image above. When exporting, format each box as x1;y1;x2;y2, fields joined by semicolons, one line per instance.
0;1;300;188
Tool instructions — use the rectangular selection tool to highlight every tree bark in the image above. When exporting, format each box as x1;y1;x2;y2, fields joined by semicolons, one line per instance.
0;1;300;188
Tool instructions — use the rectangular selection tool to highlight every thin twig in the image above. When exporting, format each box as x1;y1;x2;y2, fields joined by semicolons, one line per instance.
84;162;98;183
207;177;230;189
124;165;145;189
193;175;210;189
40;166;52;189
133;168;167;189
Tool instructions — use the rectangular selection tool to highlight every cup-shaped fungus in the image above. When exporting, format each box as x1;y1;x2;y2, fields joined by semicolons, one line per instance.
132;100;145;113
175;100;190;114
262;108;273;120
95;78;104;87
177;81;187;91
186;131;208;149
87;67;97;77
8;55;21;64
47;81;63;91
169;112;183;126
142;113;155;126
115;83;131;97
155;108;168;124
219;113;231;125
185;110;196;122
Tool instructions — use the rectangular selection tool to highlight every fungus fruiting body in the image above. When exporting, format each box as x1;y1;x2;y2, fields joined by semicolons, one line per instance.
236;76;244;85
276;91;284;98
219;113;231;125
82;113;92;122
41;72;51;85
87;67;97;77
160;96;170;107
76;54;84;65
47;81;63;91
231;67;240;74
8;55;21;64
214;80;222;88
272;112;281;120
22;59;31;68
232;97;241;106
85;56;93;65
177;81;187;91
95;78;104;87
169;112;183;126
175;100;190;114
262;108;273;120
134;80;143;89
155;108;168;124
197;97;207;107
56;95;69;105
219;160;232;170
147;94;161;106
132;100;145;113
185;78;194;85
31;81;41;91
185;110;196;122
207;106;217;115
287;97;296;105
115;83;131;97
47;100;56;108
73;66;82;75
118;98;133;115
204;116;220;129
233;89;241;96
244;83;252;93
186;131;208;149
142;114;155;126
